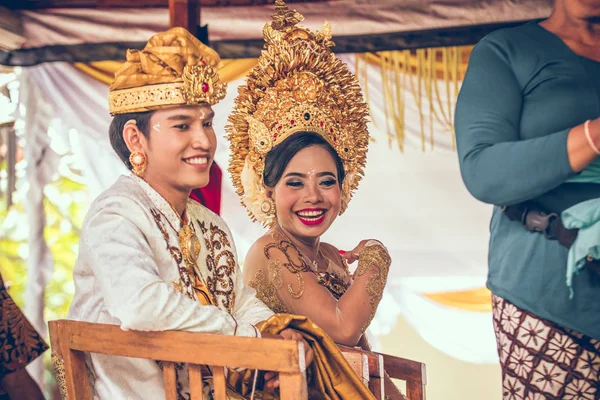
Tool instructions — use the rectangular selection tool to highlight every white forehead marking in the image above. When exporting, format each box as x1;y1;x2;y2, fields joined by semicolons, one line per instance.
198;109;207;120
152;123;160;132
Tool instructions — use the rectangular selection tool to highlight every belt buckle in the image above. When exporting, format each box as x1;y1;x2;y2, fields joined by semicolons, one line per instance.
524;211;558;239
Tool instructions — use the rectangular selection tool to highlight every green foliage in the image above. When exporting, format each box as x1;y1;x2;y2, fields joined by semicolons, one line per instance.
0;175;88;318
0;167;88;398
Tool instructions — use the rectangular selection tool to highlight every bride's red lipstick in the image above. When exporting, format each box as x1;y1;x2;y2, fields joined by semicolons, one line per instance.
295;208;327;226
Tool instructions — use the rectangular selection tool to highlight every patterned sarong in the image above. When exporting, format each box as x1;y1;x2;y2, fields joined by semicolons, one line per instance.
492;295;600;399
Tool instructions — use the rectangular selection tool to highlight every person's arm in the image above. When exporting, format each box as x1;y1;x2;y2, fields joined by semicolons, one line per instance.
81;195;255;337
244;239;390;346
455;34;600;206
1;369;45;400
0;274;47;400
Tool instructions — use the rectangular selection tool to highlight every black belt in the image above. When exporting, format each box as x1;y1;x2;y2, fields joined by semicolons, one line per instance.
502;202;600;274
502;202;578;248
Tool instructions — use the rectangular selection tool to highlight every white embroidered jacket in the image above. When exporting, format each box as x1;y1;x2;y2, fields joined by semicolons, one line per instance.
68;175;273;399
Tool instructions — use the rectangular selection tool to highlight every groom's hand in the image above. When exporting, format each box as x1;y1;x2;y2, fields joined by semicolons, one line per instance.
260;332;283;390
279;328;314;367
261;328;314;390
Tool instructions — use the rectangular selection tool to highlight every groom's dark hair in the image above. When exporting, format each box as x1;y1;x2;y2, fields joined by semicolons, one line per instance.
109;111;154;169
263;131;345;188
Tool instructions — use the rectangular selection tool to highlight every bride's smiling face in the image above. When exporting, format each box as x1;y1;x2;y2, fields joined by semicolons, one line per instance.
270;145;342;242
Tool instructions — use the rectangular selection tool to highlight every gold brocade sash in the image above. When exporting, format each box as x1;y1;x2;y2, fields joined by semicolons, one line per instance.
229;314;376;400
192;276;215;307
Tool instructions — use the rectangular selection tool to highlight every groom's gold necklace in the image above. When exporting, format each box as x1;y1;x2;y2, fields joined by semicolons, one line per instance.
166;203;201;276
143;179;201;275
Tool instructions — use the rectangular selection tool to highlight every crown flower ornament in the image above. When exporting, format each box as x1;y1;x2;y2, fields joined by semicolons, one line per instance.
227;0;369;226
108;27;227;115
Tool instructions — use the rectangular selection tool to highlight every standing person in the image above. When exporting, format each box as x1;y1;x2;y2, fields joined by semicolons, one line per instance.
455;1;600;398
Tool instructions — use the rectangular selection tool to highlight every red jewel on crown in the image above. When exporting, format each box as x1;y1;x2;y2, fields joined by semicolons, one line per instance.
320;121;324;127
290;120;295;125
200;60;206;66
201;82;210;93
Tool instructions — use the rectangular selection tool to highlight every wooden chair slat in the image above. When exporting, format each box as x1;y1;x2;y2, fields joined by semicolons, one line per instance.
377;352;426;385
339;345;426;400
49;321;92;400
367;354;385;400
188;364;204;399
162;361;178;400
70;350;92;400
211;366;227;400
279;372;308;400
341;351;369;386
407;381;426;400
63;321;301;372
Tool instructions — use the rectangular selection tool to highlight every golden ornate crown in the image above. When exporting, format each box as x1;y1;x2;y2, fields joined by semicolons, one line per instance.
108;27;227;115
227;0;369;226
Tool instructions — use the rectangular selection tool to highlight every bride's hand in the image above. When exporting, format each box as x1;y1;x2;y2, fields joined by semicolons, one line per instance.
339;239;383;264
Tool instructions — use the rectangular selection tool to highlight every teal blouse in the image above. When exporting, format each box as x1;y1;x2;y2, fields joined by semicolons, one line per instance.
455;22;600;340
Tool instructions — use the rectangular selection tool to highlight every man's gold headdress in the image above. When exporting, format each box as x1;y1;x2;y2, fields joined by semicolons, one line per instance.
109;27;227;115
227;0;369;226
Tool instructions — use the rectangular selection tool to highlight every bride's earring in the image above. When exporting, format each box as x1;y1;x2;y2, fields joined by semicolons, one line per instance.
260;197;276;216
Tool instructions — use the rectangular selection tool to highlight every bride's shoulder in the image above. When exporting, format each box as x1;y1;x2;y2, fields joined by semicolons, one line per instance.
320;242;340;253
247;233;274;253
246;231;282;260
320;242;342;261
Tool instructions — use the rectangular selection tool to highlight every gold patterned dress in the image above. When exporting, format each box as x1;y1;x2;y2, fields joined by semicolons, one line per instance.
244;230;391;348
0;273;49;394
242;230;395;399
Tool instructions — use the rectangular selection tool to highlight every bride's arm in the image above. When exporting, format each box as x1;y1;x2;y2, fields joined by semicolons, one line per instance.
244;237;391;346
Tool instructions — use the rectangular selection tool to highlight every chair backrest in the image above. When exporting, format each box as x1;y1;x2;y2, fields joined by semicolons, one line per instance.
48;320;307;400
339;345;427;400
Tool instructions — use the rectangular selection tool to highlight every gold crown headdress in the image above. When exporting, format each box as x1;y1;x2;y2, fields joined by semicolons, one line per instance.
109;27;227;115
227;0;369;226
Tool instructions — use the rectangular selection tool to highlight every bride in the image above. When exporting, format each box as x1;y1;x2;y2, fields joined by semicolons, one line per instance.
227;1;402;397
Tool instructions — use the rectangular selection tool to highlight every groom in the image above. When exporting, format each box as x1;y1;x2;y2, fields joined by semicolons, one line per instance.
67;27;311;398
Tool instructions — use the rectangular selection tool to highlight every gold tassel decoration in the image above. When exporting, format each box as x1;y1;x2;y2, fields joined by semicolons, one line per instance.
361;46;471;151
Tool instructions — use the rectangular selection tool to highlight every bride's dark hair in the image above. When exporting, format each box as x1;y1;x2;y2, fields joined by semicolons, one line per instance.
263;131;345;188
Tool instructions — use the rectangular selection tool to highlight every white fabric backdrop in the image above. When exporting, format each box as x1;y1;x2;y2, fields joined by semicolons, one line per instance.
19;3;553;48
20;58;499;380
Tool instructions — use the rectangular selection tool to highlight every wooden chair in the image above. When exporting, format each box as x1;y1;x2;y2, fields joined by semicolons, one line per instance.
48;320;308;400
339;345;427;400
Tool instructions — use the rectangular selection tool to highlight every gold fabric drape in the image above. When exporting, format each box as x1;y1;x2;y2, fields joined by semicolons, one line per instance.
424;287;492;312
74;58;258;86
356;46;472;151
230;314;376;400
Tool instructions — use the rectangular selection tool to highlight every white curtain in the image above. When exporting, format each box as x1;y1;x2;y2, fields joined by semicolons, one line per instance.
18;74;61;387
19;3;553;48
21;58;498;367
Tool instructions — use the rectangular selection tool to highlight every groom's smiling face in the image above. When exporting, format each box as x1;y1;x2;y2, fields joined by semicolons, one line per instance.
271;145;342;241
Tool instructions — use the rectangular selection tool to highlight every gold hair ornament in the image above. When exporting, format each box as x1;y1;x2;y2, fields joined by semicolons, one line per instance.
227;0;369;226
